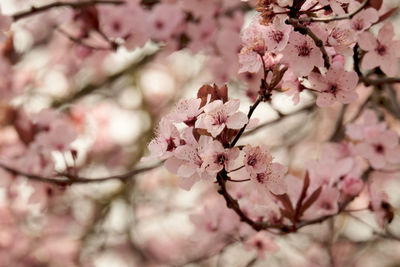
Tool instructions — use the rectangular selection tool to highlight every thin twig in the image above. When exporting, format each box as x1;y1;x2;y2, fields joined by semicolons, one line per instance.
298;0;368;23
56;27;112;51
12;0;125;21
0;161;162;185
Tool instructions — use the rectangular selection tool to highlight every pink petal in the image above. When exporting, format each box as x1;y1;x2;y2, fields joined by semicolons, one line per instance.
380;57;398;77
361;51;380;71
340;71;358;91
177;174;200;191
316;92;336;107
336;90;358;104
378;23;394;44
358;32;376;51
226;112;248;129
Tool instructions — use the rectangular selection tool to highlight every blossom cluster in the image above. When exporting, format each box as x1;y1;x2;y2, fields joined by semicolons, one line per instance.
239;1;400;106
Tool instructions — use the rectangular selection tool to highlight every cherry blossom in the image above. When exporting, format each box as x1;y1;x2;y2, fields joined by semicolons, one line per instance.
308;62;358;107
358;23;400;77
282;31;324;77
147;118;182;160
195;99;248;137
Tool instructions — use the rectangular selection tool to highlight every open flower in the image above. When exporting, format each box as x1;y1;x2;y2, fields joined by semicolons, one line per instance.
282;31;324;77
358;23;400;77
195;99;248;137
308;62;358;107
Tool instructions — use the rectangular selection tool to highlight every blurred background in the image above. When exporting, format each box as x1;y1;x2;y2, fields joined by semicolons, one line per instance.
0;0;400;266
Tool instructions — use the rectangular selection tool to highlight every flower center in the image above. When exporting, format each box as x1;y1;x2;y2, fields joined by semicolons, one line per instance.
213;113;227;125
166;137;176;152
216;153;226;165
256;173;265;184
269;30;284;44
295;41;312;57
352;19;364;31
374;144;385;154
247;155;257;167
375;42;387;56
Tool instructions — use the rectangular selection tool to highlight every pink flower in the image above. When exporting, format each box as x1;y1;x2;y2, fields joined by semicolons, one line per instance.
348;6;378;33
264;17;292;52
281;69;305;105
354;128;400;169
148;3;184;41
164;128;214;190
167;98;203;126
195;99;248;137
147;118;182;160
243;145;272;174
305;187;340;219
250;162;288;195
346;110;400;169
308;62;358;107
339;175;363;196
306;156;354;190
358;23;400;77
244;232;279;260
238;18;269;73
201;141;239;174
282;31;324;76
187;18;217;53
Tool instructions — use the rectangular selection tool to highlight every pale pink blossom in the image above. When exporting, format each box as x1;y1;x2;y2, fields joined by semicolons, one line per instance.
201;141;239;174
250;162;288;195
239;18;269;73
305;187;340;219
354;128;400;169
308;62;358;107
167;98;203;126
195;99;248;137
148;3;184;41
164;128;214;190
147;118;182;160
358;23;400;77
265;16;292;52
243;145;272;174
282;31;324;76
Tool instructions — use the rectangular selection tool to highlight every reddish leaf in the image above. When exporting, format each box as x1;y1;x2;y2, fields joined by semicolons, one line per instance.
272;193;294;214
376;7;398;25
280;208;293;221
298;186;323;218
368;0;383;10
295;172;310;211
197;84;228;107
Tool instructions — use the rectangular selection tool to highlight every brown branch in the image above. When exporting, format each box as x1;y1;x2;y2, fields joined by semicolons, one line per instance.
56;27;113;51
0;161;162;185
361;76;400;86
298;0;368;23
229;96;262;148
216;171;287;232
329;104;348;142
286;18;330;68
12;0;125;21
51;49;158;108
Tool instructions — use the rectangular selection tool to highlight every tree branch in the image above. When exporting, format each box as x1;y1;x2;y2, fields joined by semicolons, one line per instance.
0;161;162;185
298;0;368;23
12;0;125;21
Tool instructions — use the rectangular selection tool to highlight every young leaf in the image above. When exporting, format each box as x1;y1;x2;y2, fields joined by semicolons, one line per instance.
298;186;323;218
